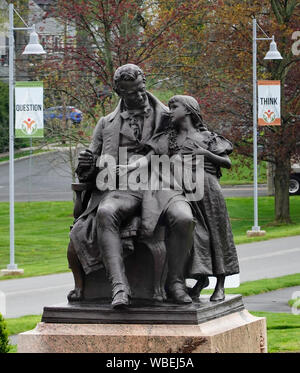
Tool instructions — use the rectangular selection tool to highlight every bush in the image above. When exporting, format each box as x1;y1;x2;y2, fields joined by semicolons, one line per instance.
0;313;10;353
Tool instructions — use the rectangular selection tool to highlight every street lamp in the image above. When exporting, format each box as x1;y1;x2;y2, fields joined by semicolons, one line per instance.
248;18;282;237
3;3;46;275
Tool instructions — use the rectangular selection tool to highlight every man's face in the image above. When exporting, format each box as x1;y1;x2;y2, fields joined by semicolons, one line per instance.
118;75;147;109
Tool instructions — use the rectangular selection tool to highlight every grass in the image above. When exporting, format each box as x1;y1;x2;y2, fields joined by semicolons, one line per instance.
6;315;41;336
0;148;49;162
0;201;73;279
0;197;299;279
251;311;300;353
226;196;300;245
288;298;300;309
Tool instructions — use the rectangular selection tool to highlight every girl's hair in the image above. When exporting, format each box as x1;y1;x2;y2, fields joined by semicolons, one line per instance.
167;95;207;152
168;95;207;131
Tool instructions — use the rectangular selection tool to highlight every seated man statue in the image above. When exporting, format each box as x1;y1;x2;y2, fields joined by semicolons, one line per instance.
67;64;195;309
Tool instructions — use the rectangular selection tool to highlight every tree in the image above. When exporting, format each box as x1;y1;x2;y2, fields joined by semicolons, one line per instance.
29;0;203;181
35;0;203;113
151;0;300;224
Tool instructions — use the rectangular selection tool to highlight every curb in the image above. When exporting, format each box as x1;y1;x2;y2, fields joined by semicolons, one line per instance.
0;146;84;167
0;149;60;166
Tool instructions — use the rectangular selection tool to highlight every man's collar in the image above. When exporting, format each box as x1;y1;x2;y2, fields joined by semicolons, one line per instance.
121;97;151;119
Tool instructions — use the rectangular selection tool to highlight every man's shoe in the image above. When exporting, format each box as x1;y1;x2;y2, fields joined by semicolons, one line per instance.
67;288;83;302
168;283;193;304
111;290;130;309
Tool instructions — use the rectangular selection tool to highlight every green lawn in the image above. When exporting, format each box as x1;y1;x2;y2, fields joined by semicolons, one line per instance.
251;311;300;353
0;201;73;278
0;197;299;278
227;196;300;244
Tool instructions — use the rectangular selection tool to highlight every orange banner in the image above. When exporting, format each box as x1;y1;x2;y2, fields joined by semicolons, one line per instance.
258;80;281;126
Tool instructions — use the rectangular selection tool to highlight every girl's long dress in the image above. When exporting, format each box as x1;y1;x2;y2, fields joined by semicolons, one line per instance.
146;130;240;278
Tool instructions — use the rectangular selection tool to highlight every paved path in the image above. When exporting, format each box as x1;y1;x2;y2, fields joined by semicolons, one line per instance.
243;286;300;313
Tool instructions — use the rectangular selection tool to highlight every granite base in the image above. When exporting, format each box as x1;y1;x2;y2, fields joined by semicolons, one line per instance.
18;310;267;353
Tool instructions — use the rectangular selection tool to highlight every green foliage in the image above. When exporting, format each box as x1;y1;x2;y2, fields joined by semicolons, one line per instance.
221;155;267;185
0;313;10;353
0;81;30;153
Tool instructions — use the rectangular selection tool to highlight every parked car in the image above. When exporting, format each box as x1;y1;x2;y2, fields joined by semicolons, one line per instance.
44;106;83;123
290;163;300;195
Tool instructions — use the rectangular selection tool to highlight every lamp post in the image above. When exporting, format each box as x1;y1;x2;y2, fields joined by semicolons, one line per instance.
247;18;282;237
3;3;46;275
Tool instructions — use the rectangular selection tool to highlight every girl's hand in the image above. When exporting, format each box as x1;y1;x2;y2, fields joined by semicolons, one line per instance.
193;142;208;156
180;144;194;155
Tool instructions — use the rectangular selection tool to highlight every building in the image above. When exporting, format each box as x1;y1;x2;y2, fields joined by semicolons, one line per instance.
0;0;76;83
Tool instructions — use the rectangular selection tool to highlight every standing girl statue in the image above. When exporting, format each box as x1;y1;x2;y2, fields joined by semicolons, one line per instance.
146;95;240;301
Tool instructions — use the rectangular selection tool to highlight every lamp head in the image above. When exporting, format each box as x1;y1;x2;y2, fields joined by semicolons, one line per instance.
264;36;283;60
22;25;46;55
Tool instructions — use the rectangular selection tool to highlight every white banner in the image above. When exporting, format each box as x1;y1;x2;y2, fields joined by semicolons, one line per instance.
15;81;44;138
258;80;281;126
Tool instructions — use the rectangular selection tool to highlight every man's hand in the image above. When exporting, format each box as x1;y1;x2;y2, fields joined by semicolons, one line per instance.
78;149;95;168
113;163;139;176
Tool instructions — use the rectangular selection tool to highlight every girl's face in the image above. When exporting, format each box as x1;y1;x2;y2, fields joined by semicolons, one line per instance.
169;101;188;124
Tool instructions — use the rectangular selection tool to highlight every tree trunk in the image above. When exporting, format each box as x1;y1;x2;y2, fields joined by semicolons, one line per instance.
267;162;275;196
274;157;291;223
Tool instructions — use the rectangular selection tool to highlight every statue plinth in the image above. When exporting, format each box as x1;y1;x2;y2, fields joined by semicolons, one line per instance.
41;294;244;325
18;304;267;353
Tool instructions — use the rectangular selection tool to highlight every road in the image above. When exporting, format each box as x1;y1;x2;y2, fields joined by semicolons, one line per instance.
0;235;299;318
0;151;74;202
0;151;268;201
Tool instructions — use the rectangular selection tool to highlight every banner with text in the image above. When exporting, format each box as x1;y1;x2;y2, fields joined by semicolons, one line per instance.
258;80;281;126
15;81;44;138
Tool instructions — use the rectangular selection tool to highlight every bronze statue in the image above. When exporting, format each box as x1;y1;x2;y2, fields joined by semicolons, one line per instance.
67;64;195;308
67;65;239;311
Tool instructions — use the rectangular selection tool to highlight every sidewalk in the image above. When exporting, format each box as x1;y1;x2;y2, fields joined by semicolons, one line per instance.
243;285;300;313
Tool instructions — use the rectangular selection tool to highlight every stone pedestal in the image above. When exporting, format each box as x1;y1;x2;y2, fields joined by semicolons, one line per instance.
18;309;267;353
246;230;266;237
0;268;24;276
